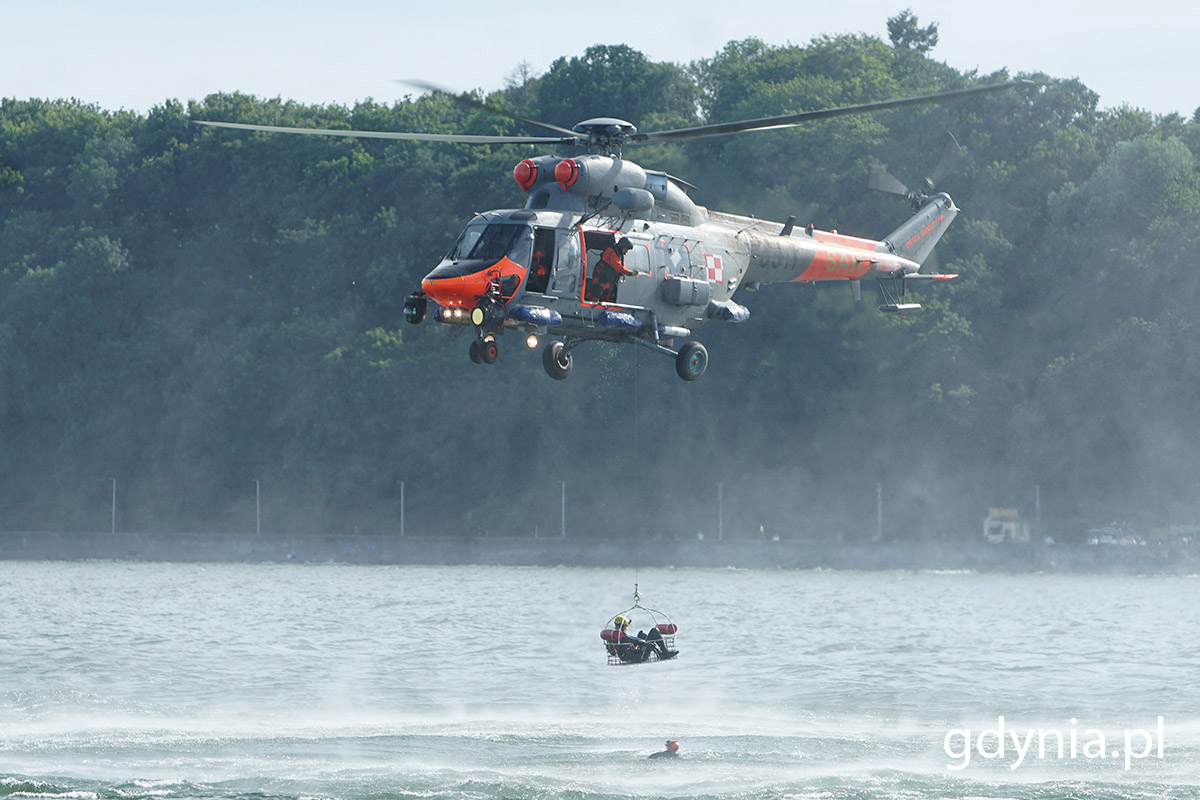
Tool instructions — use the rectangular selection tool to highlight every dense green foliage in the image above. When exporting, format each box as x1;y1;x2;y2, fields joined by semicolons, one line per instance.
3;24;1200;540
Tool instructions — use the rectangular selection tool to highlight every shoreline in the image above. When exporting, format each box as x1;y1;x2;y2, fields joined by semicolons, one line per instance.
1;531;1195;573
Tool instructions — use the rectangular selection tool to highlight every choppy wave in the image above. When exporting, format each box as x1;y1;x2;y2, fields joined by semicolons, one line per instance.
3;563;1198;800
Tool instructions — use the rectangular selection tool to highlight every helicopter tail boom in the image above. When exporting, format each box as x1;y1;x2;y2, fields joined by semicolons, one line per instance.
879;193;958;267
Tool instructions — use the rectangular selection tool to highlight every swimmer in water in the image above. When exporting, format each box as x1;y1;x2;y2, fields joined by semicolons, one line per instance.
648;739;680;759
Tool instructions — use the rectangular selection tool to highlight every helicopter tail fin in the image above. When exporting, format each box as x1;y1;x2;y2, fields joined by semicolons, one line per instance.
879;193;958;267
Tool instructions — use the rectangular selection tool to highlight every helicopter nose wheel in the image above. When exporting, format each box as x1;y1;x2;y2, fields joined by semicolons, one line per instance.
675;341;708;381
542;341;572;380
470;335;499;365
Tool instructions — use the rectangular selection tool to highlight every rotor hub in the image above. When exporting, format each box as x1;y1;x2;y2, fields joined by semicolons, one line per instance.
572;117;638;152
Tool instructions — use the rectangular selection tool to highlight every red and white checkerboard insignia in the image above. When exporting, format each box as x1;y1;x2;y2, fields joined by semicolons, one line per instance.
704;254;724;283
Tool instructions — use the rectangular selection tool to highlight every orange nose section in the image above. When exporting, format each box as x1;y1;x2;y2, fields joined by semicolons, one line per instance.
421;274;475;307
422;257;527;307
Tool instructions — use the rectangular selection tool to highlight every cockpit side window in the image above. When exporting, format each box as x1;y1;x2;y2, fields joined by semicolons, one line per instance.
506;228;533;268
447;225;482;261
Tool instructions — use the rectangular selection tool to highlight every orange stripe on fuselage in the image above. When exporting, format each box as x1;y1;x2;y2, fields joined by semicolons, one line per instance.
792;229;888;282
795;244;880;282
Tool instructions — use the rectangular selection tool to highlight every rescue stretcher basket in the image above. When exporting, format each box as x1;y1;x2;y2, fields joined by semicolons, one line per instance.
599;602;678;666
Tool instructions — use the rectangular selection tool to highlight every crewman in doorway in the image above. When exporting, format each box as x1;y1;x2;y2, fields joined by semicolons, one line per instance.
588;237;637;302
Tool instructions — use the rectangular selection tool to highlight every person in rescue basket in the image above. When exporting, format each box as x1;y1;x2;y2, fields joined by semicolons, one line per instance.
613;615;676;663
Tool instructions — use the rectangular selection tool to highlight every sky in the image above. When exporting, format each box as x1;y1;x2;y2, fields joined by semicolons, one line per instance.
4;0;1199;120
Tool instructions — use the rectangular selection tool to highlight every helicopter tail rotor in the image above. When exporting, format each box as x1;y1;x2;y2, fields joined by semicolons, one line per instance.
867;166;912;199
869;131;963;210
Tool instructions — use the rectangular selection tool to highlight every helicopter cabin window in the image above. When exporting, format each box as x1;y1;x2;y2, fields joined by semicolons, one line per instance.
625;242;650;275
672;242;693;274
547;228;582;296
526;227;556;294
658;238;692;276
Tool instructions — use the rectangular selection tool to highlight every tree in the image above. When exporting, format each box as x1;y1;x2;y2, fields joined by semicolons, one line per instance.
531;44;697;130
887;9;939;53
3;31;1199;539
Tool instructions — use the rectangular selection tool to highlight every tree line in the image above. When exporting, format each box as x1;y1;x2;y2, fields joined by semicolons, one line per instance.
2;14;1199;541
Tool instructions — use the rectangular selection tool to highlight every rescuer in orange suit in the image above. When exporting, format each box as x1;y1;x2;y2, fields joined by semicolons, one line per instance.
529;248;550;292
588;238;638;302
648;740;681;759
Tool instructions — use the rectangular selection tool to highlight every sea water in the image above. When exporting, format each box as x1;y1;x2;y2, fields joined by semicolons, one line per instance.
1;561;1197;799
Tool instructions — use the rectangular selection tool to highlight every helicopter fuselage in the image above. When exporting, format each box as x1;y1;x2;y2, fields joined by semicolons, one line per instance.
408;152;954;378
197;78;1024;380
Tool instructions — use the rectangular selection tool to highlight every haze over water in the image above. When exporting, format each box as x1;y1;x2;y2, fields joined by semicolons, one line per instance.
2;562;1197;799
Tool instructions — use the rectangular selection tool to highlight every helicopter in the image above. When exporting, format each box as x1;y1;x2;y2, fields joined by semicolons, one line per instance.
195;79;1028;381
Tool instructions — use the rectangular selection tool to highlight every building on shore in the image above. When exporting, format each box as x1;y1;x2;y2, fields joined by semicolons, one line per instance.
983;508;1030;544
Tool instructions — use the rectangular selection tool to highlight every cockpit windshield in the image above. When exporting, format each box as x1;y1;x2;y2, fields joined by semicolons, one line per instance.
448;222;530;263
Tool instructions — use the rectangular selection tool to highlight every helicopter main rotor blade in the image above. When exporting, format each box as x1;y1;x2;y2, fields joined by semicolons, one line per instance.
634;79;1033;144
192;119;575;145
399;79;580;138
927;130;964;189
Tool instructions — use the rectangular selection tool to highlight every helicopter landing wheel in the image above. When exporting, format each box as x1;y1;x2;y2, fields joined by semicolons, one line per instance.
468;340;483;364
675;341;708;381
542;341;572;380
479;336;499;364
